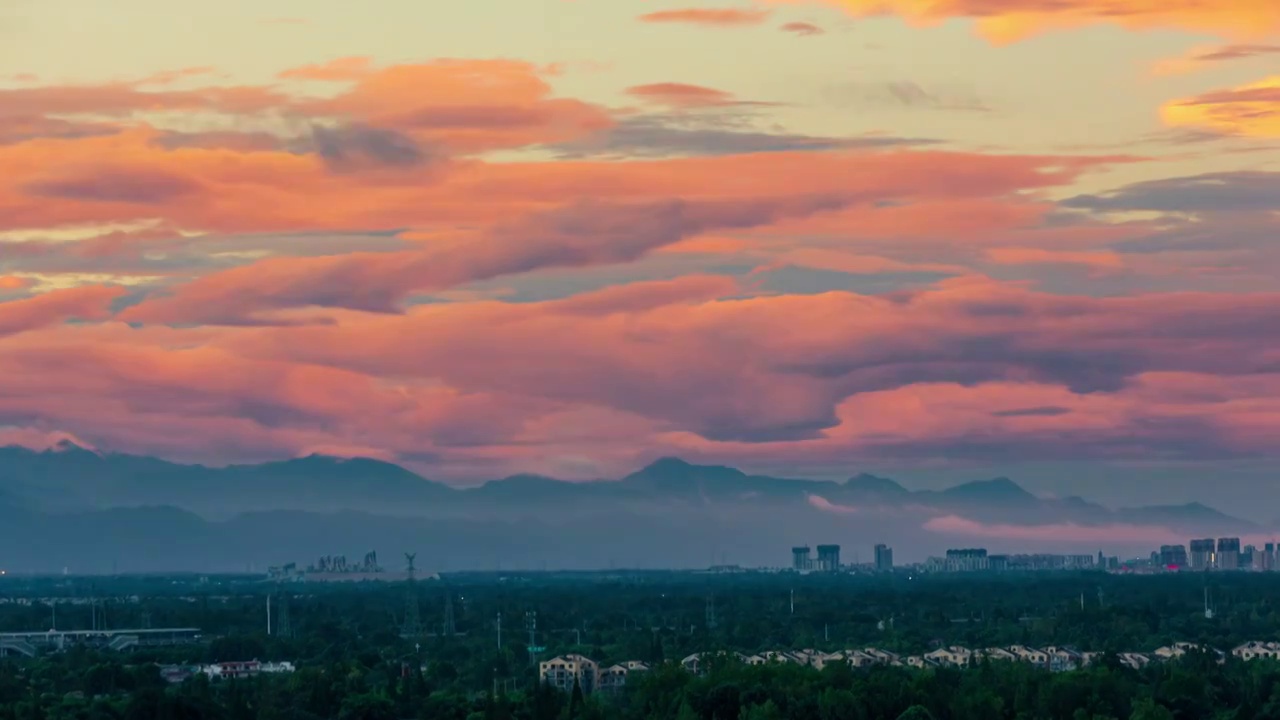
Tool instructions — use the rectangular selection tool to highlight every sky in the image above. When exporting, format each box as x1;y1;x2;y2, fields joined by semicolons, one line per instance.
1;0;1279;509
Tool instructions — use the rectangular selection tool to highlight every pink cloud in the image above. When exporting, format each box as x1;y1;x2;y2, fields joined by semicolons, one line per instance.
807;494;861;515
0;286;125;337
638;8;772;26
0;427;97;452
922;515;1182;545
781;21;825;35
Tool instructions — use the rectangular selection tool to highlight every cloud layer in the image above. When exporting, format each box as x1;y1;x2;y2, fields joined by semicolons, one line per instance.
1;17;1278;489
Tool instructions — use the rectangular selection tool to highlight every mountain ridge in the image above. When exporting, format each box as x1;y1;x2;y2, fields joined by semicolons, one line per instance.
0;444;1257;530
0;444;1266;574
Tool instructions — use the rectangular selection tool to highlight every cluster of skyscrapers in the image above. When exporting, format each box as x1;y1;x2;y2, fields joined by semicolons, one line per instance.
1160;538;1276;571
924;549;1099;573
789;543;895;573
783;538;1278;575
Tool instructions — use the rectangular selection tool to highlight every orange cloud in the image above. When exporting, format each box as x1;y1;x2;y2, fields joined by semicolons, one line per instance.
625;82;740;108
87;143;1125;325
211;277;1280;459
277;56;375;81
780;21;824;35
1161;76;1280;137
767;0;1280;43
985;247;1124;271
1151;44;1280;76
290;58;615;153
0;286;125;337
638;8;772;26
0;275;1277;476
0;276;34;291
117;195;852;324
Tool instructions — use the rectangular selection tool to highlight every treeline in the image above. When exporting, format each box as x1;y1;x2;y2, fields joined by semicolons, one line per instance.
5;647;1280;719
5;572;1280;666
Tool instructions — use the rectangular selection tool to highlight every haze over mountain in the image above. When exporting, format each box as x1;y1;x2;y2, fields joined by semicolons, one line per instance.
0;444;1267;574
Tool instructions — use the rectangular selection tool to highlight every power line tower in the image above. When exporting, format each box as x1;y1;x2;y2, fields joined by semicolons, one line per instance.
443;592;456;637
401;553;422;639
525;611;541;666
278;591;292;638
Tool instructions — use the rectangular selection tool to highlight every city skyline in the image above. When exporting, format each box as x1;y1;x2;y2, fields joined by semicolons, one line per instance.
2;1;1279;510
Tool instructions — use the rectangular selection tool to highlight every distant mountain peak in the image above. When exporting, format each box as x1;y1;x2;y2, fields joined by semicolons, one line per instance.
622;457;749;494
943;477;1036;501
844;473;908;494
43;438;102;458
641;456;696;472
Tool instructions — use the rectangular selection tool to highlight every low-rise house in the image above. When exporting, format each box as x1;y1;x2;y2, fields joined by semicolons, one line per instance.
158;665;198;684
1153;644;1183;660
1007;646;1049;665
863;647;900;665
978;648;1018;662
904;655;933;668
1119;653;1151;670
843;649;880;668
924;646;972;667
1157;641;1225;661
760;650;803;665
540;654;599;693
1233;641;1280;661
1043;646;1084;672
597;662;647;694
204;661;261;680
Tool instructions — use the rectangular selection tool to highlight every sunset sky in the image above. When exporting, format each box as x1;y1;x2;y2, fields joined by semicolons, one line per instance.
2;1;1279;508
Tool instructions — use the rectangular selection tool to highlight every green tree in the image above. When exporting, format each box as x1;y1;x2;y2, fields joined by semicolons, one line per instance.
897;705;936;720
1129;699;1173;720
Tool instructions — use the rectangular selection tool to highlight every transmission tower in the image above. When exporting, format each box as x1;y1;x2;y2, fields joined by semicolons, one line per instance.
401;553;422;639
278;592;292;638
443;591;456;637
525;611;539;665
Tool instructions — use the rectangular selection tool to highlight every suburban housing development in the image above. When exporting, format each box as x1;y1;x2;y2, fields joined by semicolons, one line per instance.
540;642;1280;694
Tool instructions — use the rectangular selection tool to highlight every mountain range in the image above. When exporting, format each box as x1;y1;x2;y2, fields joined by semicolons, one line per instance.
0;442;1264;573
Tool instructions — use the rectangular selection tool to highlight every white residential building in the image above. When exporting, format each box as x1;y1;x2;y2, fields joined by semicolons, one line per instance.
1233;642;1280;661
539;654;599;694
924;646;972;667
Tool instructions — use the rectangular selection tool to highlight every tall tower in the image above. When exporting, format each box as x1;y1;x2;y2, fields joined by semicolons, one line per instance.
278;592;292;638
401;553;421;639
443;592;456;637
791;546;811;572
525;611;538;665
705;596;717;630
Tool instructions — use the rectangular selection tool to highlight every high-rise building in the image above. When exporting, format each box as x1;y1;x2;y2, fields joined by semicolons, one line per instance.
1265;543;1276;572
815;545;841;572
939;548;988;572
1243;545;1257;570
1189;539;1215;570
791;546;811;572
874;544;894;572
1159;544;1188;568
1217;538;1240;570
